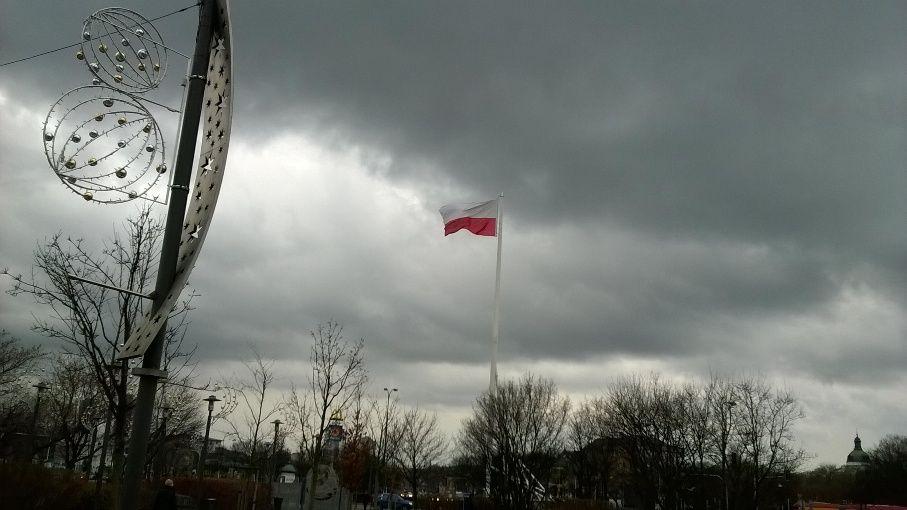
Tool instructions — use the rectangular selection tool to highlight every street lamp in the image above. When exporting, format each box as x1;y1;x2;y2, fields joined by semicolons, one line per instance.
380;388;398;495
723;400;737;510
270;419;282;482
198;395;221;482
160;405;172;440
29;383;50;463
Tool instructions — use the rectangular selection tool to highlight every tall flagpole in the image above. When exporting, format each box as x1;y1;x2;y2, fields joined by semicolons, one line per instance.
490;192;504;394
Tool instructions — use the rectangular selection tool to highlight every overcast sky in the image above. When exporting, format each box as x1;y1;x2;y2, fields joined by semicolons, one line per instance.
1;1;905;468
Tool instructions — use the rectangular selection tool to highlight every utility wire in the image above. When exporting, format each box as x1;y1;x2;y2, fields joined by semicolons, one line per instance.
0;2;200;68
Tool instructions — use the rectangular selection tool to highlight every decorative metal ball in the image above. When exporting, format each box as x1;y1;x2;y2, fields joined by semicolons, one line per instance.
76;50;85;60
82;191;93;201
43;85;166;203
81;8;166;93
82;31;91;41
89;62;100;72
92;78;101;85
156;163;167;174
137;63;146;71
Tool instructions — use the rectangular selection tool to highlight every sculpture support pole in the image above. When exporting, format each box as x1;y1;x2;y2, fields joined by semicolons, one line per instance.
120;1;215;508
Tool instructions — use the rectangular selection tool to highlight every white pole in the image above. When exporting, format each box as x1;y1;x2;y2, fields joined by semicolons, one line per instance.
490;192;504;394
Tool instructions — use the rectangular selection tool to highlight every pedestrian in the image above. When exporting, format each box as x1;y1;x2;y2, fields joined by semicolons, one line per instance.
153;478;177;510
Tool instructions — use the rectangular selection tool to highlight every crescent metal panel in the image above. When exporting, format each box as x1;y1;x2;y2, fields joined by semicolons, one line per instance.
118;0;233;360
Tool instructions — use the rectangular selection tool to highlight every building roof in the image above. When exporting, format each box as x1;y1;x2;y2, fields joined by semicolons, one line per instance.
846;435;870;466
280;463;297;474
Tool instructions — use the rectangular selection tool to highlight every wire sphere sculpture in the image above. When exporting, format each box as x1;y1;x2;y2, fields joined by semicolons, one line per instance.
43;85;166;203
79;7;167;94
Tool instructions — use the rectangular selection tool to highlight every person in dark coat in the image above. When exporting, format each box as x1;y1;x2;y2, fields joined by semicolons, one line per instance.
153;478;177;510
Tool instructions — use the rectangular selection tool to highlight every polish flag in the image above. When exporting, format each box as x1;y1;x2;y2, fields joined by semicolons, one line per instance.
439;199;498;236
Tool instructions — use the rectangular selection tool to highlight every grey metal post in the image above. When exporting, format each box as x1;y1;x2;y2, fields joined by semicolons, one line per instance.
379;388;397;497
270;419;282;482
29;383;50;462
199;395;220;481
120;2;216;508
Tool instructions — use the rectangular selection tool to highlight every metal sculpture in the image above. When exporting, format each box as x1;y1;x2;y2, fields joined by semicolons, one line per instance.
79;7;167;93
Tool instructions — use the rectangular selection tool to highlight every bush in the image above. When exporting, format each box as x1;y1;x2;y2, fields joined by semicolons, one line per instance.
0;462;99;510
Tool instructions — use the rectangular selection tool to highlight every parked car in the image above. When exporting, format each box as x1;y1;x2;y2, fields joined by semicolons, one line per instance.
377;493;414;510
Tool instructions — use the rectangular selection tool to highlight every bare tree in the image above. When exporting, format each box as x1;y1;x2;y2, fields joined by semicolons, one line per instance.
459;374;570;510
145;382;206;477
285;321;367;510
43;355;106;470
4;207;196;488
733;377;804;509
392;407;446;503
708;374;738;510
568;397;616;500
0;330;43;397
0;331;44;459
224;347;282;478
606;374;690;510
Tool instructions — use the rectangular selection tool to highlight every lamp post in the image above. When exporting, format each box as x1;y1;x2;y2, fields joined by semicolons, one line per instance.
157;405;172;477
270;419;282;482
199;395;221;481
29;383;50;463
723;400;737;510
379;388;398;496
160;405;172;440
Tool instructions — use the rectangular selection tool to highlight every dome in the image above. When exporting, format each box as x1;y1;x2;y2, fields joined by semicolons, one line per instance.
846;435;870;466
279;463;297;474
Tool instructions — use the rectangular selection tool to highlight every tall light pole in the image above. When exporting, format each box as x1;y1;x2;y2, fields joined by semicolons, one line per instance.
270;419;282;482
29;383;50;463
158;405;172;477
379;388;398;496
160;405;172;440
198;394;221;482
723;400;736;510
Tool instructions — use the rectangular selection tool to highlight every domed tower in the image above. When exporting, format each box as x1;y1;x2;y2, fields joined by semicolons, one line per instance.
845;434;870;468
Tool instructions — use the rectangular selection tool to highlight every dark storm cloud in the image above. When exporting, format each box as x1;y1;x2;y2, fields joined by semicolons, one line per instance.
228;1;906;253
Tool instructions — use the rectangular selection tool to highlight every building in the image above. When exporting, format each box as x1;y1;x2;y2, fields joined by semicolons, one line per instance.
844;434;870;469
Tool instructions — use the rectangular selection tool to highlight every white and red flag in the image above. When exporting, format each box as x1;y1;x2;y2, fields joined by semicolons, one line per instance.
438;199;499;236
